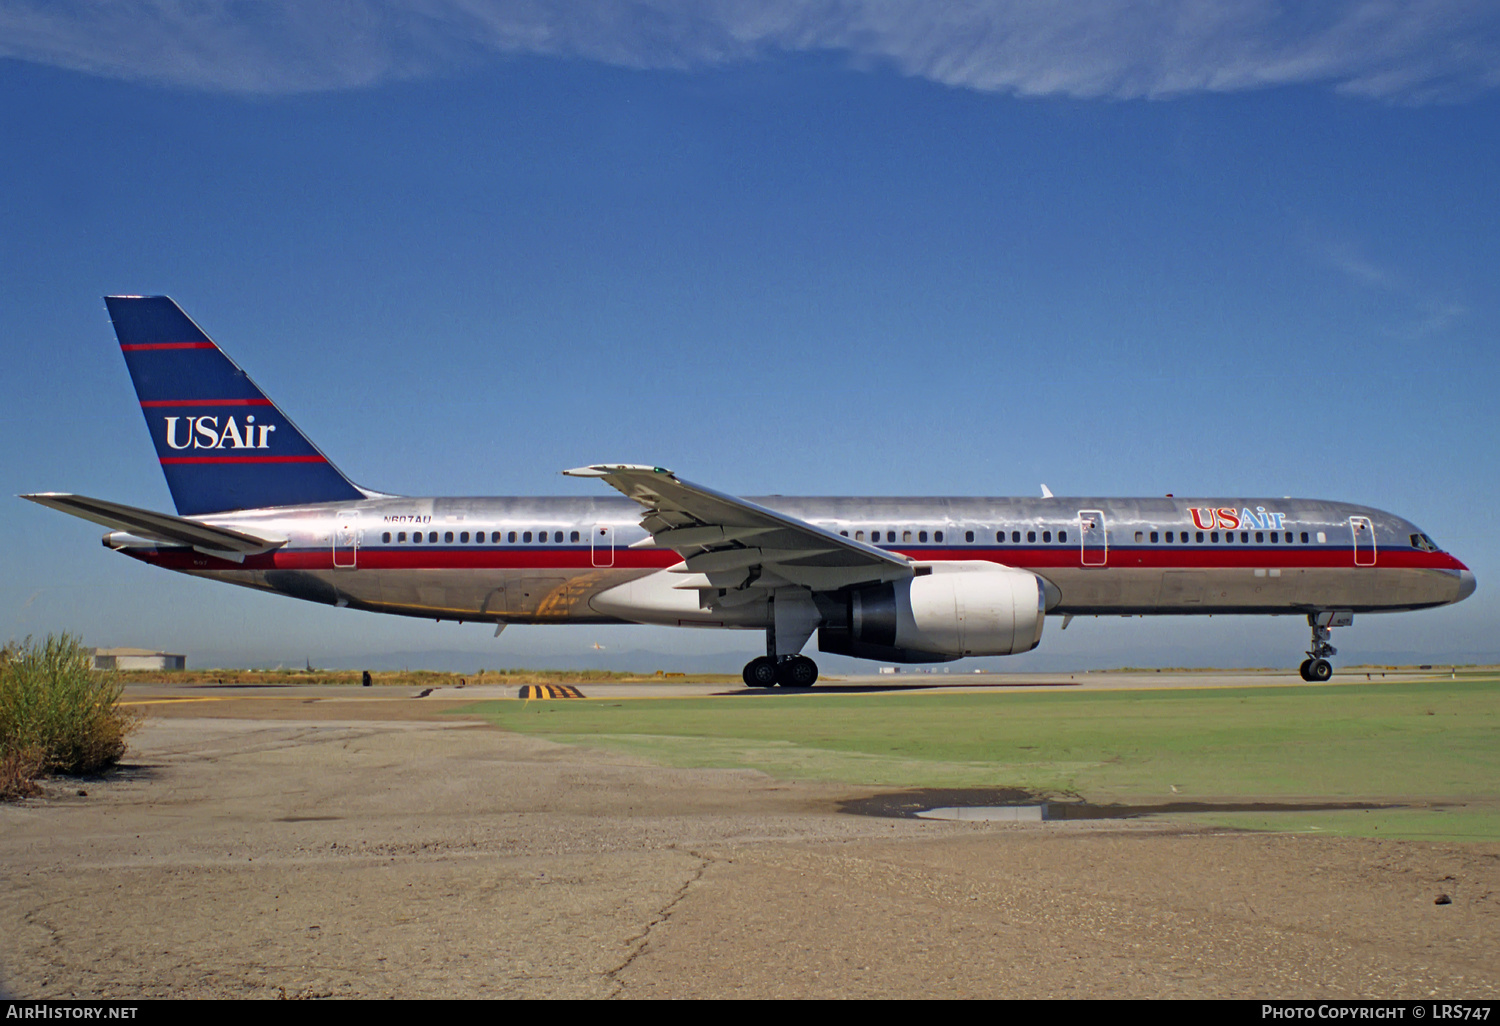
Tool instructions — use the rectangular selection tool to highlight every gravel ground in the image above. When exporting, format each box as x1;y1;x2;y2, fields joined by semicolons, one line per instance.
1;693;1495;1000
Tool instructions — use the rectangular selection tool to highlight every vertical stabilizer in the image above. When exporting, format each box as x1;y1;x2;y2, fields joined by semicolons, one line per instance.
106;296;367;515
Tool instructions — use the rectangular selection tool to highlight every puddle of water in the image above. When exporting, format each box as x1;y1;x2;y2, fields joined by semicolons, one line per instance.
840;787;1420;822
917;805;1049;822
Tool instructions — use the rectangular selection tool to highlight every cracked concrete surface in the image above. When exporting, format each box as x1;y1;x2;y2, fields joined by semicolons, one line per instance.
2;698;1497;999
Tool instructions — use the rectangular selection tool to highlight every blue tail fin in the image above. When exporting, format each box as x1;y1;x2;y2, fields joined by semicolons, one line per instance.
106;296;368;516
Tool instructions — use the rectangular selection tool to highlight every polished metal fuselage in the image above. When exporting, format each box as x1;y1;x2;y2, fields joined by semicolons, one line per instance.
113;494;1472;629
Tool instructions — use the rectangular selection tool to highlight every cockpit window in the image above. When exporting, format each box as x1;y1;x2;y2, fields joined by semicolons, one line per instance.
1410;533;1440;552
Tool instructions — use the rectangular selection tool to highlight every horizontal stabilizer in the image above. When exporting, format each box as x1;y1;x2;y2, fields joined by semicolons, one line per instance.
22;493;285;553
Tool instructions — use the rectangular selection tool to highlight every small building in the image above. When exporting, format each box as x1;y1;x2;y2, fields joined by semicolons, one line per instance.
92;648;186;671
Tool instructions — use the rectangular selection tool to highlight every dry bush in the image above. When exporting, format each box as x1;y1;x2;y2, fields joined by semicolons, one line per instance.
0;744;47;799
0;635;141;795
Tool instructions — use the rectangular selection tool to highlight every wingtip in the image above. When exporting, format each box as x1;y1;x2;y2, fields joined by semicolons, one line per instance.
562;463;672;478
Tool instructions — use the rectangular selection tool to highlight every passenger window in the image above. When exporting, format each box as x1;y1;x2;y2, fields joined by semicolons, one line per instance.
1211;531;1219;543
555;531;563;543
1255;531;1263;543
887;531;896;543
1150;531;1158;543
935;531;944;543
397;532;406;543
444;531;454;543
571;531;580;543
1316;532;1326;543
995;531;1004;543
1270;532;1278;543
840;530;849;537
1043;530;1052;543
855;531;864;541
920;531;929;543
1011;531;1020;543
523;531;532;543
903;530;912;543
508;531;516;543
460;532;469;543
1135;531;1144;543
1027;530;1036;543
1196;531;1204;543
965;530;975;543
1058;530;1067;543
1301;532;1309;543
382;532;391;543
492;532;501;543
1240;531;1249;543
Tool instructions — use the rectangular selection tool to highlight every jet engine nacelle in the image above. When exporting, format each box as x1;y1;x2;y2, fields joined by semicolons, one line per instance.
818;562;1046;663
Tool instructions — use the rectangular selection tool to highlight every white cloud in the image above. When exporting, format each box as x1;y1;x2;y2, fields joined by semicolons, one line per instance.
2;1;1497;100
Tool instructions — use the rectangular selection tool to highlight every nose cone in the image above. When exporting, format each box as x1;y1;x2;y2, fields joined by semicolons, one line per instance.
1456;569;1477;603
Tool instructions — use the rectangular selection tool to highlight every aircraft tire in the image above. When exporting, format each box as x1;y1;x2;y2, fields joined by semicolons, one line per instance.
1308;658;1333;683
1298;659;1313;681
777;656;818;687
744;657;778;688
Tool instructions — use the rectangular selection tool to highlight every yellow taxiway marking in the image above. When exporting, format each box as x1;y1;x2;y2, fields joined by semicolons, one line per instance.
519;684;586;700
121;697;247;706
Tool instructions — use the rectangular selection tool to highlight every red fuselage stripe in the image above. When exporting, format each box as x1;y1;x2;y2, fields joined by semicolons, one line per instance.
158;455;327;465
141;398;273;407
134;545;1468;574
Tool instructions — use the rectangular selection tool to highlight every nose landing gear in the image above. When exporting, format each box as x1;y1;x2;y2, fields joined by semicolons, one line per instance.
1300;611;1352;682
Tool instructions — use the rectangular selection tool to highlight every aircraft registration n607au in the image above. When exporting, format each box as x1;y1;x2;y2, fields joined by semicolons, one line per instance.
26;297;1476;687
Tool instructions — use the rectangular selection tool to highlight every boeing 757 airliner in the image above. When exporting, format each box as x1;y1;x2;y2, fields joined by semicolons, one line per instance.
25;297;1476;686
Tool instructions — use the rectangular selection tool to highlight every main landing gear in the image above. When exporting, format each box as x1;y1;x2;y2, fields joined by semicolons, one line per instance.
742;596;821;687
1299;611;1353;682
742;655;819;688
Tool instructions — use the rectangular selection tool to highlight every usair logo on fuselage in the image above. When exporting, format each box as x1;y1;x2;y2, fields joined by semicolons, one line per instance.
1188;506;1286;531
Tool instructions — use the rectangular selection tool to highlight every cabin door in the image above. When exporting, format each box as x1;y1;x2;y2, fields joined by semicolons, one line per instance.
1349;516;1377;567
592;525;615;567
1078;509;1108;567
334;512;359;569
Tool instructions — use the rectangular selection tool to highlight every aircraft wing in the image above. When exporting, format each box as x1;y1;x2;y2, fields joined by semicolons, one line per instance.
22;493;286;555
562;464;912;592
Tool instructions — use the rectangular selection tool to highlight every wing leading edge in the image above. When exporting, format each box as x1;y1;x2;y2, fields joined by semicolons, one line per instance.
562;464;912;594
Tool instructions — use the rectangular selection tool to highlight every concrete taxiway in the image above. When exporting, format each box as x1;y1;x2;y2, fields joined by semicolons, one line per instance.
2;670;1495;999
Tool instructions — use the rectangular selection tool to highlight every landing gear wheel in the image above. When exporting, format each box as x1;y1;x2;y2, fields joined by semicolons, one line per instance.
1299;659;1313;681
1302;613;1343;682
743;656;777;688
776;655;819;688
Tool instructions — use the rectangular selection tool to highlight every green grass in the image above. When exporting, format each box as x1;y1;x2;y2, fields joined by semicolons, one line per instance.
454;678;1500;841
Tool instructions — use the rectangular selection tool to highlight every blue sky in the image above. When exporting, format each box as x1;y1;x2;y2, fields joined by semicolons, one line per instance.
4;1;1497;671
